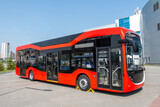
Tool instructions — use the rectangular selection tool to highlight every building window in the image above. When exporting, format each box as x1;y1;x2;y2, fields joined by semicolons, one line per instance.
157;23;160;31
154;2;159;11
119;17;130;29
136;31;140;34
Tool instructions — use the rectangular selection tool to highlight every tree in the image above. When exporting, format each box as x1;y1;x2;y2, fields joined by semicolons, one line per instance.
7;57;15;70
0;59;4;71
11;61;15;70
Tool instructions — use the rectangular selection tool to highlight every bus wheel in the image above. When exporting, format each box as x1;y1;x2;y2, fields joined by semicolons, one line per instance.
29;71;34;81
78;75;90;91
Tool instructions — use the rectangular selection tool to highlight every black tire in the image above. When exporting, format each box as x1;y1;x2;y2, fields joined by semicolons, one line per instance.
77;75;90;91
29;71;34;81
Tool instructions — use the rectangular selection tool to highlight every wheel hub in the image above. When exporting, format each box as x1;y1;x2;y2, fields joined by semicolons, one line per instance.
79;78;88;89
30;73;33;80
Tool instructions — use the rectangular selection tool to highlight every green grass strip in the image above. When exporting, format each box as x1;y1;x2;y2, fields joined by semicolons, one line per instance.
0;69;14;74
144;64;160;67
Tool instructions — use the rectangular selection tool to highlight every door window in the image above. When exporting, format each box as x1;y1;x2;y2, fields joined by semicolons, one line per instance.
97;47;122;90
47;53;58;81
97;48;110;87
111;48;122;88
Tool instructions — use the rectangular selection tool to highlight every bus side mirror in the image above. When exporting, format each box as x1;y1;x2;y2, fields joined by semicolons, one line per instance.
118;39;139;52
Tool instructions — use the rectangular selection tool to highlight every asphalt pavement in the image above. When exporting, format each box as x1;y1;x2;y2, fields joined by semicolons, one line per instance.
0;66;160;107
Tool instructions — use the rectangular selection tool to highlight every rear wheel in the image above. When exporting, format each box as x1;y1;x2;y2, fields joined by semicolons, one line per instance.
29;71;34;81
77;75;90;91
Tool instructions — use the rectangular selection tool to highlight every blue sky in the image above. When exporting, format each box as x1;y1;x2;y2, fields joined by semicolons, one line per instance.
0;0;148;52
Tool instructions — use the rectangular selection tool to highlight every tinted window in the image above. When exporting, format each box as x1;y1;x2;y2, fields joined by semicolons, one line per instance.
157;23;160;31
72;52;94;69
154;2;159;11
96;37;111;47
37;56;46;71
16;50;25;67
16;49;46;71
111;48;122;88
28;49;38;67
16;51;21;67
60;53;70;70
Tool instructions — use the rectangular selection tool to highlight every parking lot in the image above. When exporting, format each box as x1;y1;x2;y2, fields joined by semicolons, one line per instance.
0;66;160;107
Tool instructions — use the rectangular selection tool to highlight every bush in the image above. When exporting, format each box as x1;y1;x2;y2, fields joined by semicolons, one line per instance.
11;61;15;70
0;59;4;71
7;57;15;70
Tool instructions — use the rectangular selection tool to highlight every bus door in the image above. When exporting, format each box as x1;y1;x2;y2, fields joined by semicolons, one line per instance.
46;53;58;81
97;47;122;90
20;55;27;76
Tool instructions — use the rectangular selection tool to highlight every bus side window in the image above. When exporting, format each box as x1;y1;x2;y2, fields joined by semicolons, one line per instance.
82;57;94;68
71;52;94;69
60;53;70;70
16;51;20;67
17;50;24;67
37;56;46;71
28;49;38;67
96;37;111;47
71;53;81;68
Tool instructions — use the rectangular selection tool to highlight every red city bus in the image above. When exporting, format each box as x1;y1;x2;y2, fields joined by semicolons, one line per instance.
15;27;145;93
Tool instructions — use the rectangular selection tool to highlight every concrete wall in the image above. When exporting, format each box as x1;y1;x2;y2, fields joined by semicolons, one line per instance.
141;0;160;64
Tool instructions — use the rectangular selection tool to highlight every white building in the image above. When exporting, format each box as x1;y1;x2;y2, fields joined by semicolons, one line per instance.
115;7;141;34
84;8;141;35
1;43;11;60
84;24;116;32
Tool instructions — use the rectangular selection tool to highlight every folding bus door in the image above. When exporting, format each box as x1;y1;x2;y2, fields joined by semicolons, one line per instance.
97;48;110;88
46;53;58;82
97;47;122;90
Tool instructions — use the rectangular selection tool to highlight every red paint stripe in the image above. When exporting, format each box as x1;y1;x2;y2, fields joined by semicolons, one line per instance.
149;95;160;107
0;83;40;90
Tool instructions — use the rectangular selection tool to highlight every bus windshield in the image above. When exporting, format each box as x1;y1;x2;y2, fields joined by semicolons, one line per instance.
126;35;143;70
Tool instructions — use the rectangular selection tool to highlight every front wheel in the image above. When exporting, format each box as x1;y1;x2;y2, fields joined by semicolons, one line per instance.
29;71;34;81
77;75;90;91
